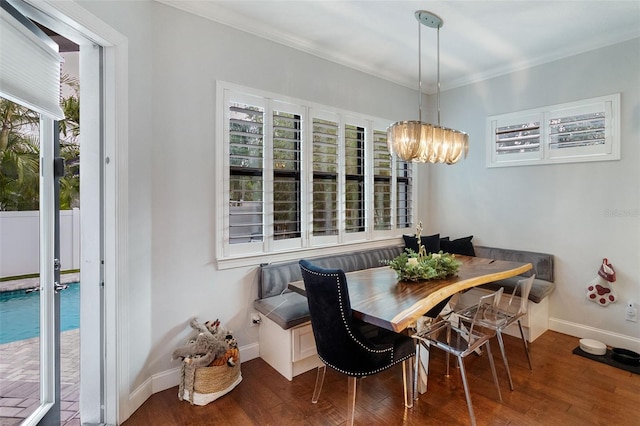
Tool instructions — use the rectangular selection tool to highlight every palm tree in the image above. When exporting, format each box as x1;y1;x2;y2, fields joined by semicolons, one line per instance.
0;73;80;211
0;99;40;210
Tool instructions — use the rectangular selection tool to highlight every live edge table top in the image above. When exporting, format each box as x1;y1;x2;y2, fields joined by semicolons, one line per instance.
288;255;532;333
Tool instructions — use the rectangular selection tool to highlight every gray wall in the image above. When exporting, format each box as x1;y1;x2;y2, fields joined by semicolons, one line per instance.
421;37;640;345
78;0;639;419
79;0;417;414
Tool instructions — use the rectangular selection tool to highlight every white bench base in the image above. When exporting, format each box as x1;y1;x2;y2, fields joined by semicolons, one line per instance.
456;288;549;342
258;314;321;381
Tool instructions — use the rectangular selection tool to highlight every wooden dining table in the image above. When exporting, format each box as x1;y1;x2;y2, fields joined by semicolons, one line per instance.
288;255;533;333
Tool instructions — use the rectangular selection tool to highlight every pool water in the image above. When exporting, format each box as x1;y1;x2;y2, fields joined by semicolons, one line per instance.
0;282;80;344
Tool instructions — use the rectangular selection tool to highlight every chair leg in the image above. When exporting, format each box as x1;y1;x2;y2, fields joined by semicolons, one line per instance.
456;355;476;426
485;341;503;403
445;325;452;377
414;342;421;398
517;319;533;370
495;330;514;391
414;340;429;397
347;376;358;426
402;359;414;408
311;364;326;403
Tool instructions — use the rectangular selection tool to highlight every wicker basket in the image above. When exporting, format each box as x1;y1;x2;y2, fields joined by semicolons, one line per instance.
178;357;242;406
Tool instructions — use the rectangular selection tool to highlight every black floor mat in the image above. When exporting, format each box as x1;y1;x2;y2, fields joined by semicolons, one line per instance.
572;346;640;374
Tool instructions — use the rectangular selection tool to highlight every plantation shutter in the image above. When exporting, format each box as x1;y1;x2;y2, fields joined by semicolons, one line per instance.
312;117;339;236
494;122;541;154
373;129;392;230
272;109;301;240
228;101;264;244
0;1;64;120
488;112;543;166
488;94;618;167
396;156;413;229
344;123;365;233
547;98;614;160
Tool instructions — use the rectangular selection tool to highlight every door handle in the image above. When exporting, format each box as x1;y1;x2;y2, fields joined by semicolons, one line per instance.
54;282;68;293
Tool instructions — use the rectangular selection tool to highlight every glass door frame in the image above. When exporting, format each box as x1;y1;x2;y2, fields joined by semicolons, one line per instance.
21;116;61;425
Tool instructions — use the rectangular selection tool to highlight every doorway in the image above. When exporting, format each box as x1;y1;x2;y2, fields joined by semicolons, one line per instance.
0;0;127;424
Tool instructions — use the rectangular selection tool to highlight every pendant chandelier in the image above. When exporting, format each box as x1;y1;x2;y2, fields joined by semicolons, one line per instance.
387;10;469;164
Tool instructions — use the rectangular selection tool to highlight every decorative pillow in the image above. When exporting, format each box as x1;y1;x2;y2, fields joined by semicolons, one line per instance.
403;233;440;254
440;235;475;256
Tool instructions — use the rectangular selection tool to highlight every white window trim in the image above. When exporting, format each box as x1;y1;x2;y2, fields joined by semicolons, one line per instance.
487;93;620;168
215;81;414;269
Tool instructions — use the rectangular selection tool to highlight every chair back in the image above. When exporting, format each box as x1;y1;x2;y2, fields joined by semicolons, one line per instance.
507;274;536;316
299;259;396;375
468;288;503;343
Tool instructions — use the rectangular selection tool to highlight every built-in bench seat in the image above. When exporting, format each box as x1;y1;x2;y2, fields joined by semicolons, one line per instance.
254;246;404;330
253;246;403;380
254;243;555;380
474;246;555;303
459;245;555;342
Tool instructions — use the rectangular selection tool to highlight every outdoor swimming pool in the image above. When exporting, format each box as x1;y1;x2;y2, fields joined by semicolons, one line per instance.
0;282;80;344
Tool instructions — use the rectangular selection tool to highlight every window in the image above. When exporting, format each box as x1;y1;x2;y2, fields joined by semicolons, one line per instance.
311;116;339;237
217;82;414;262
373;129;392;230
487;94;620;167
228;100;264;244
396;156;413;229
344;123;365;234
272;106;302;241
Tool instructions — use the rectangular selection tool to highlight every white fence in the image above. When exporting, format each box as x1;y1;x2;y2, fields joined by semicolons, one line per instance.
0;208;80;278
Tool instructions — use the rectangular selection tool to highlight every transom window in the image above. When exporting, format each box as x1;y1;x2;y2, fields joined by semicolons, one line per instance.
487;93;620;167
217;82;414;263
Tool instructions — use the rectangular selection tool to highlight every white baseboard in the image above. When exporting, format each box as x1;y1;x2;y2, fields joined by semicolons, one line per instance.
549;317;640;352
127;342;260;418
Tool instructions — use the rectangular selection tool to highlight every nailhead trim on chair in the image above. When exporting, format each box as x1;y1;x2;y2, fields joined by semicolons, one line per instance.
300;264;414;377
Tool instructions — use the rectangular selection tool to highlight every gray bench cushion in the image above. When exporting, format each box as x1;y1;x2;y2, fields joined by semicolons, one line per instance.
255;246;404;329
254;292;311;329
473;245;555;303
475;276;555;304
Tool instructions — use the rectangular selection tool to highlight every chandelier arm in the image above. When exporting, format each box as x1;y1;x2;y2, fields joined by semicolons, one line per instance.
418;17;422;122
437;25;441;126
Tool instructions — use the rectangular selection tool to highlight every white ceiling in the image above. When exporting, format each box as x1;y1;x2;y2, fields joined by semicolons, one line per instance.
156;0;640;92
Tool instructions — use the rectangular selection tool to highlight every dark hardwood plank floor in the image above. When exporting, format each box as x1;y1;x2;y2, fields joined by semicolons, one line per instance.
123;331;640;425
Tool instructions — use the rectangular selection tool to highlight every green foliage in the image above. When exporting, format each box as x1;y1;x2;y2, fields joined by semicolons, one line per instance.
0;73;80;211
382;250;462;282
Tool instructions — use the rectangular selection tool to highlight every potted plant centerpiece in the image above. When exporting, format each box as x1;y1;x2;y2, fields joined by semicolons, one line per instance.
384;222;461;282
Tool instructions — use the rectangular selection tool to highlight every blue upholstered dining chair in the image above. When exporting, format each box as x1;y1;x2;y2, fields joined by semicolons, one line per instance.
298;259;416;426
456;274;536;390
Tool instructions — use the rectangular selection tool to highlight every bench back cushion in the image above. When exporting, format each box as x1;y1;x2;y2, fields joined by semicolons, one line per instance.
258;245;404;299
474;245;554;282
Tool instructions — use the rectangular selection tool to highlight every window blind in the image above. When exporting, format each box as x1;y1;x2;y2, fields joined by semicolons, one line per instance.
312;118;339;236
495;122;540;154
272;110;301;240
0;1;64;120
488;94;618;167
373;129;391;230
549;112;605;150
344;124;365;233
396;157;413;229
229;102;264;244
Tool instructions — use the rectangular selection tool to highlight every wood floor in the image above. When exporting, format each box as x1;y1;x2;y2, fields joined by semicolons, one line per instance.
123;331;640;425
